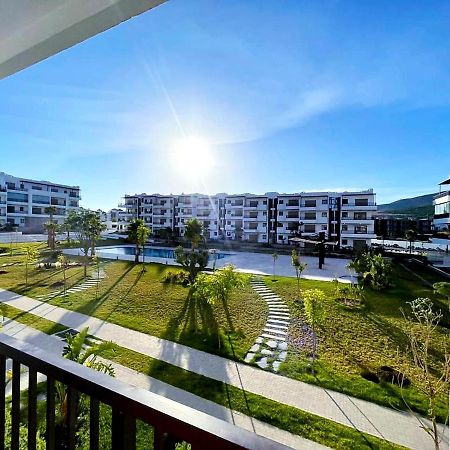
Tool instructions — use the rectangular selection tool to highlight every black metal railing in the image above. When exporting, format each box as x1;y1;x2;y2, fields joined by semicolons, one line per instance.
0;334;286;450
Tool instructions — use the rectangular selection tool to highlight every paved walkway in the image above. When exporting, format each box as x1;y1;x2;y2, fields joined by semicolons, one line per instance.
244;278;290;372
1;318;326;450
0;288;447;450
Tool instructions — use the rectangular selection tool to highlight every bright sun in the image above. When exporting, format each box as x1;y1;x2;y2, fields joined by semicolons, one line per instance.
171;136;214;177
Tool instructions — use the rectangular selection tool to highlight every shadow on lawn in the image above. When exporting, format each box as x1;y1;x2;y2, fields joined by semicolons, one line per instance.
143;289;255;426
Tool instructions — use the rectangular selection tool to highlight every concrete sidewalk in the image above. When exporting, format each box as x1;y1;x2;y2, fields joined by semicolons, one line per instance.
1;317;326;450
0;288;447;450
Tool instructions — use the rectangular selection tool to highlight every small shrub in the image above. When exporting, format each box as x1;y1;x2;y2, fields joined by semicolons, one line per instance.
0;247;8;254
162;270;189;285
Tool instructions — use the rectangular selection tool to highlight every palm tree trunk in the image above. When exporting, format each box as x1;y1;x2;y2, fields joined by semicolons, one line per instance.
135;243;139;263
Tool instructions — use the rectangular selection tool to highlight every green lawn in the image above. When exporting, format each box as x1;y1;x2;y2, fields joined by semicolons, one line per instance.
3;304;404;450
266;266;449;421
1;243;448;423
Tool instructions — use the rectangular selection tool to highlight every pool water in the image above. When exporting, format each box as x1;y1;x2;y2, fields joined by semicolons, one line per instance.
98;246;230;261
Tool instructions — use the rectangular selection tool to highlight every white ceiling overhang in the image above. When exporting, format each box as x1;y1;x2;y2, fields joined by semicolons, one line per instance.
0;0;166;80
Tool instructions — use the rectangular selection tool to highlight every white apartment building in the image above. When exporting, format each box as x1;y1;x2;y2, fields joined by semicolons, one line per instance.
0;172;80;233
432;176;450;242
120;189;377;249
98;208;127;232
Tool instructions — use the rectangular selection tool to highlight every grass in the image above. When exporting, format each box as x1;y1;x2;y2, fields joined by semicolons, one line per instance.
47;261;267;360
0;242;89;297
0;303;67;335
2;304;405;450
267;265;449;422
1;243;448;422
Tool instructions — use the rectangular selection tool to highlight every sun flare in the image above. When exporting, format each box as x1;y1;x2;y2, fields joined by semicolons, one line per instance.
171;136;214;177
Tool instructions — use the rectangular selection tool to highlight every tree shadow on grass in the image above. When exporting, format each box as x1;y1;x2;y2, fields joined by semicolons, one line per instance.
69;263;135;317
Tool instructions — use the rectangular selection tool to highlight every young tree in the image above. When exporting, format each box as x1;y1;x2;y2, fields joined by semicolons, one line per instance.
127;219;148;263
402;298;450;450
405;229;417;254
57;254;68;296
272;252;278;280
23;245;39;287
302;288;326;373
291;249;307;300
73;209;105;277
193;265;247;347
62;209;78;244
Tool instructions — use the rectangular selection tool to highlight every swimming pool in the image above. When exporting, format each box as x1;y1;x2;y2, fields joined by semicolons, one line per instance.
97;246;230;261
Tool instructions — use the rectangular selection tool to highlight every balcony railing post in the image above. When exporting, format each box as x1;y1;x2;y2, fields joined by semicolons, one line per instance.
0;355;5;450
46;377;56;450
27;368;38;450
11;361;21;450
111;409;136;450
90;397;100;450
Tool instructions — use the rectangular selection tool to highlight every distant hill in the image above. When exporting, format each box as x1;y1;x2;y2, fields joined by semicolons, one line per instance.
378;193;436;218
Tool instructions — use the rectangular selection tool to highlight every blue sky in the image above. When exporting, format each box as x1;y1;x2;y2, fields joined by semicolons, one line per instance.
1;0;450;209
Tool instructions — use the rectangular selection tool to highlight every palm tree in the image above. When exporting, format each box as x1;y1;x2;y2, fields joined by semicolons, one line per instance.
127;219;147;263
272;252;278;280
44;206;58;250
56;327;114;447
184;218;204;249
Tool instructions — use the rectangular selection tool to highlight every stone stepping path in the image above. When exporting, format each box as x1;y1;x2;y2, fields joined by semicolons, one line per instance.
36;266;106;301
244;278;290;373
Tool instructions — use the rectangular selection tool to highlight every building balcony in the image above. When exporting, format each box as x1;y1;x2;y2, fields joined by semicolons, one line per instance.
0;334;278;450
433;191;450;201
341;203;377;210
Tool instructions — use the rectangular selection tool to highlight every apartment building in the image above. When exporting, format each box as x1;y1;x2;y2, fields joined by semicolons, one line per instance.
0;172;80;233
120;189;376;249
432;176;450;248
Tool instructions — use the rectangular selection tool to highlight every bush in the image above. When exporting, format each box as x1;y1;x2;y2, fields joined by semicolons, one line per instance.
162;270;189;285
348;252;392;291
0;247;8;254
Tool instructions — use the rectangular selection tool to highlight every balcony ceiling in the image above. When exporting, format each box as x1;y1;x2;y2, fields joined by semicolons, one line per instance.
0;0;166;79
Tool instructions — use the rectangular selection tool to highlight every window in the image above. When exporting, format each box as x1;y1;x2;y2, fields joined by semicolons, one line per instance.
214;232;217;236
321;225;327;230
32;195;50;204
355;198;369;206
342;225;348;231
304;199;316;207
305;212;316;220
227;220;231;225
278;235;283;240
322;199;328;204
355;225;368;234
32;185;42;191
342;198;348;205
249;201;258;207
354;212;367;220
279;200;284;205
342;212;348;218
278;211;283;216
7;192;27;203
262;235;267;240
304;224;315;232
19;207;24;212
342;239;348;245
321;212;327;217
20;218;25;224
263;200;267;205
263;211;267;216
